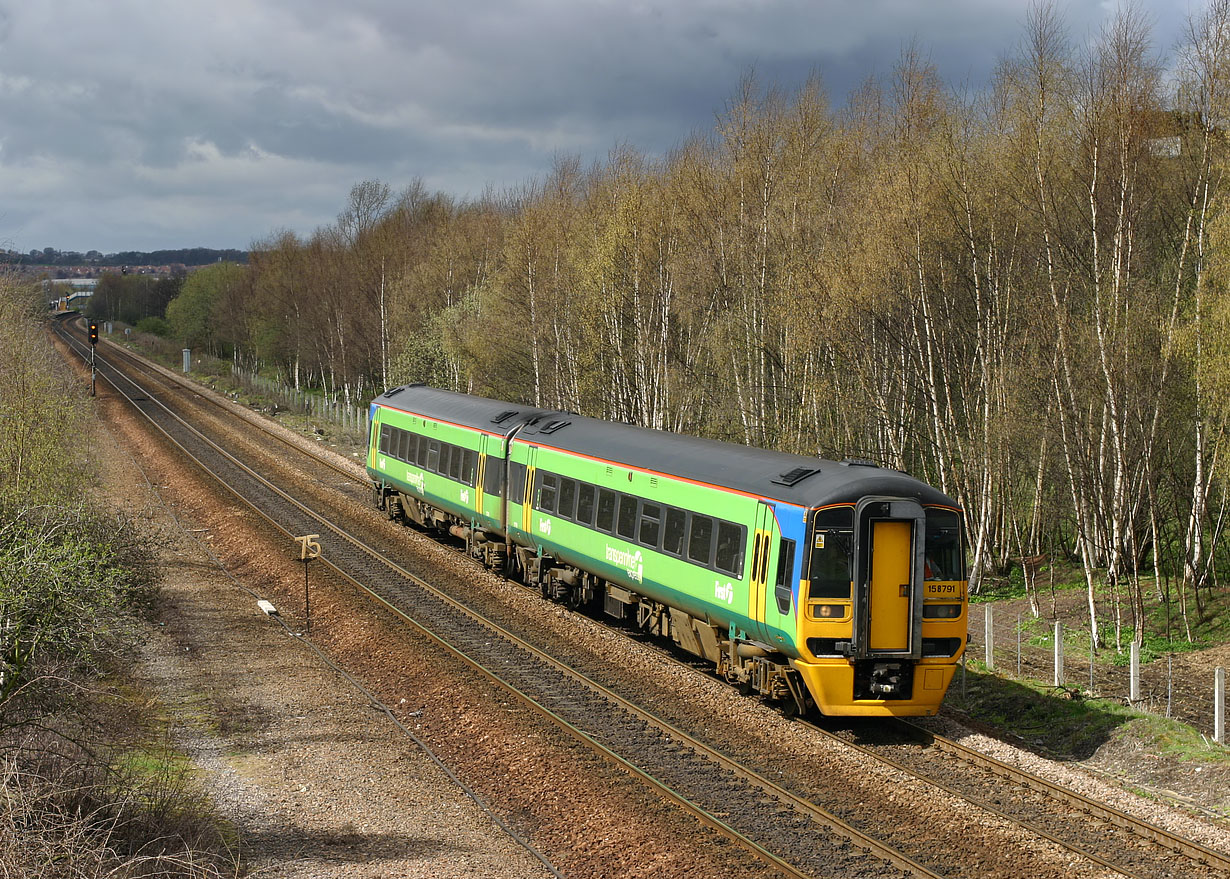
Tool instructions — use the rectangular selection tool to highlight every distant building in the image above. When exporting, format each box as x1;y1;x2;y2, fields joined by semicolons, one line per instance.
44;277;96;309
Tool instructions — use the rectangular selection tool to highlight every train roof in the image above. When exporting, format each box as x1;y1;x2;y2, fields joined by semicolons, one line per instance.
373;384;555;435
373;385;958;510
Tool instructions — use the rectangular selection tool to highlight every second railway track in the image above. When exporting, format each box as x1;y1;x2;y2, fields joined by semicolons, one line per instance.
58;317;1230;879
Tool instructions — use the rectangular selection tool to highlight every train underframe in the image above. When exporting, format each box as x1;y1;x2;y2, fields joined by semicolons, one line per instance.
375;484;813;714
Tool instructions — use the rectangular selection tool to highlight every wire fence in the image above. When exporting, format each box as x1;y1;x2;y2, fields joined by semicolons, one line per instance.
230;367;369;441
963;603;1226;744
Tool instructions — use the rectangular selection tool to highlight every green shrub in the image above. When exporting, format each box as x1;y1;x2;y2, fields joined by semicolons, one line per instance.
135;316;170;337
0;503;158;720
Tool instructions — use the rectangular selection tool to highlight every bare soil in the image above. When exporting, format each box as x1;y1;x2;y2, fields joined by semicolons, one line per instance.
93;406;558;877
82;344;774;878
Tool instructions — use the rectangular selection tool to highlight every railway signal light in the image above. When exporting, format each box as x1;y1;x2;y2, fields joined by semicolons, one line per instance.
88;320;98;345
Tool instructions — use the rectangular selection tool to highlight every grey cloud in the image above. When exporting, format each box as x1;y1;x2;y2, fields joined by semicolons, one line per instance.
0;0;1202;252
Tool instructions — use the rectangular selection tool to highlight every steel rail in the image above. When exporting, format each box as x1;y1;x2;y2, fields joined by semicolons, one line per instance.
896;718;1230;874
88;330;364;485
805;717;1168;879
57;318;940;879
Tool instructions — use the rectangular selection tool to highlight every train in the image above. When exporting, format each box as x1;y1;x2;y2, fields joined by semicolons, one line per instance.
366;384;967;717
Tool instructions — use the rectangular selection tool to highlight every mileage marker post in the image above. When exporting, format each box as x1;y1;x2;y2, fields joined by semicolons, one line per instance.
294;534;322;635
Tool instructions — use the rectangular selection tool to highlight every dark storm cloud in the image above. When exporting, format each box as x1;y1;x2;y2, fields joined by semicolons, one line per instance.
0;0;1201;252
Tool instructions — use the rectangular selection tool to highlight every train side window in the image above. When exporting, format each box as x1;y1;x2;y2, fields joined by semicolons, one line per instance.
809;507;853;599
688;515;714;566
483;457;502;496
596;489;617;532
663;508;686;556
715;521;745;577
463;449;477;486
508;462;527;504
405;433;420;464
537;473;558;513
774;539;796;614
416;436;430;468
557;478;577;521
639;503;662;548
438;444;451;477
576;483;596;526
925;508;964;580
427;440;441;473
379;423;392;455
449;445;464;482
616;494;639;540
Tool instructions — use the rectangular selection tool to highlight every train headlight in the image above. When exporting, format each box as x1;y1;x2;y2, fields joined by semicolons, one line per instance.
923;603;962;619
815;604;846;619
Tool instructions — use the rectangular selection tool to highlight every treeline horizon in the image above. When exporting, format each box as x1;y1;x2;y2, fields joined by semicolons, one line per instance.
6;247;247;268
106;2;1230;650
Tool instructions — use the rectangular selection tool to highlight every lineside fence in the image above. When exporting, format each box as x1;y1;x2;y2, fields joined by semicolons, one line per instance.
963;603;1227;745
230;366;369;441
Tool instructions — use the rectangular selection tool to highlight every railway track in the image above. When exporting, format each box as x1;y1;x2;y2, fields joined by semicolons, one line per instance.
812;718;1230;879
57;318;1230;879
56;321;944;878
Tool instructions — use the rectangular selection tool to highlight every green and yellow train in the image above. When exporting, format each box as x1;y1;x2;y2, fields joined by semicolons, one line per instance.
367;384;967;717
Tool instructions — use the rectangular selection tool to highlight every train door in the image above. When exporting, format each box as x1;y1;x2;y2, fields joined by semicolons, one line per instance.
520;445;538;536
868;521;911;650
852;498;925;660
747;502;776;642
764;527;799;649
477;434;500;525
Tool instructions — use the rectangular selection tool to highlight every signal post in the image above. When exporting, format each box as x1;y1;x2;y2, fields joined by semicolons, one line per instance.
88;319;98;396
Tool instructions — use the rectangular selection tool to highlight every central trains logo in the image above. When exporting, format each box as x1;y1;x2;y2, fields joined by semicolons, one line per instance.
715;580;734;604
605;545;643;583
405;470;425;494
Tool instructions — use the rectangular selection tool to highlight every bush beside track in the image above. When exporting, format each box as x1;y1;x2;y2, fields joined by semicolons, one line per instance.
0;290;239;877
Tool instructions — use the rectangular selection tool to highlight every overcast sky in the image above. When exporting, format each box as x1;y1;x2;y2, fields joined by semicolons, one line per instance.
0;0;1204;255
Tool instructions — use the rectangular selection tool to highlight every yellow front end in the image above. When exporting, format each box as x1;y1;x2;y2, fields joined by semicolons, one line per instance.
793;575;966;717
792;656;959;717
795;502;966;716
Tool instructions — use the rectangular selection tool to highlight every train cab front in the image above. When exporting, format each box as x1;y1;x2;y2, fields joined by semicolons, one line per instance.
792;499;966;717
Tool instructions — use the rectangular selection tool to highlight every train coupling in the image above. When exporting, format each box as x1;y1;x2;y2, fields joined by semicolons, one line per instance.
867;662;908;697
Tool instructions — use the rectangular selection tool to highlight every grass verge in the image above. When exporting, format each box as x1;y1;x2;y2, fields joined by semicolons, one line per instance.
948;661;1230;769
